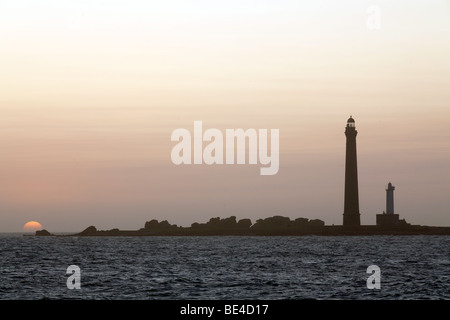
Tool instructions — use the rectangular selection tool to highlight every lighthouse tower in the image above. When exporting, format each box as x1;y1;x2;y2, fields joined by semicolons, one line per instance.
386;182;395;214
376;182;408;227
343;116;361;226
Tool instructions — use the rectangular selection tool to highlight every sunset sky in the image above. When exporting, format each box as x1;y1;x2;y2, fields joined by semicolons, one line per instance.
1;0;449;232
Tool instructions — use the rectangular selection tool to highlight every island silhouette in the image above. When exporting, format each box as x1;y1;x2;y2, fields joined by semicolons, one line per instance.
34;215;450;236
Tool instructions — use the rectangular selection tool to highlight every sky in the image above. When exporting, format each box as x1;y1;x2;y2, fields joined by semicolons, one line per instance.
0;0;449;232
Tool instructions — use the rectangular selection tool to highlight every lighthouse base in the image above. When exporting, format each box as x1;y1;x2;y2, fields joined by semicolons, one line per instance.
343;213;361;227
376;213;409;227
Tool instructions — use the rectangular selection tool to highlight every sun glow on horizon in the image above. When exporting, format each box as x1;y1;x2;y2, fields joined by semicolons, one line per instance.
23;221;43;232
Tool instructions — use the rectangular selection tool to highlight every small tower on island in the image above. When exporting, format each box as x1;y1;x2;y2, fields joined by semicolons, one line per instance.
376;182;408;227
343;116;361;227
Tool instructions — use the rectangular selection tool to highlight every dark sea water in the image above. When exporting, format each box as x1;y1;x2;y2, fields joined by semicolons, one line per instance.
0;234;448;300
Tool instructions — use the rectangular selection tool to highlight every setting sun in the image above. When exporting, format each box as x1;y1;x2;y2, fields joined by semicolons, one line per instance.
23;221;43;232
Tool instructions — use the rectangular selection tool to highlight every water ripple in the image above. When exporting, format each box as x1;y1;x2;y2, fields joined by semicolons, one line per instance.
0;235;448;299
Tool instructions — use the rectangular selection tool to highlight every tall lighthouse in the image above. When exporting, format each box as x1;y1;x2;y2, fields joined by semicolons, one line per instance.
343;116;361;226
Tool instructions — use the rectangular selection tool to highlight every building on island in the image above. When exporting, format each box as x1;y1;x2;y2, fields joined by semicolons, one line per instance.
376;182;408;227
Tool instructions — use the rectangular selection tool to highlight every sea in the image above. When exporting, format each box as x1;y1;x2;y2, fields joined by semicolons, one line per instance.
0;234;448;300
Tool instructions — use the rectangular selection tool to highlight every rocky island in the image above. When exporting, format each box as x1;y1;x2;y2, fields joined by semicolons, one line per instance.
34;215;450;236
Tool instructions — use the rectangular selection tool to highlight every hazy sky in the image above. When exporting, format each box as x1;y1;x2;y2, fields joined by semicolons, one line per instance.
1;0;449;232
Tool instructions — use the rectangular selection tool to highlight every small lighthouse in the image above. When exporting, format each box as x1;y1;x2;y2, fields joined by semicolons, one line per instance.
377;182;408;227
